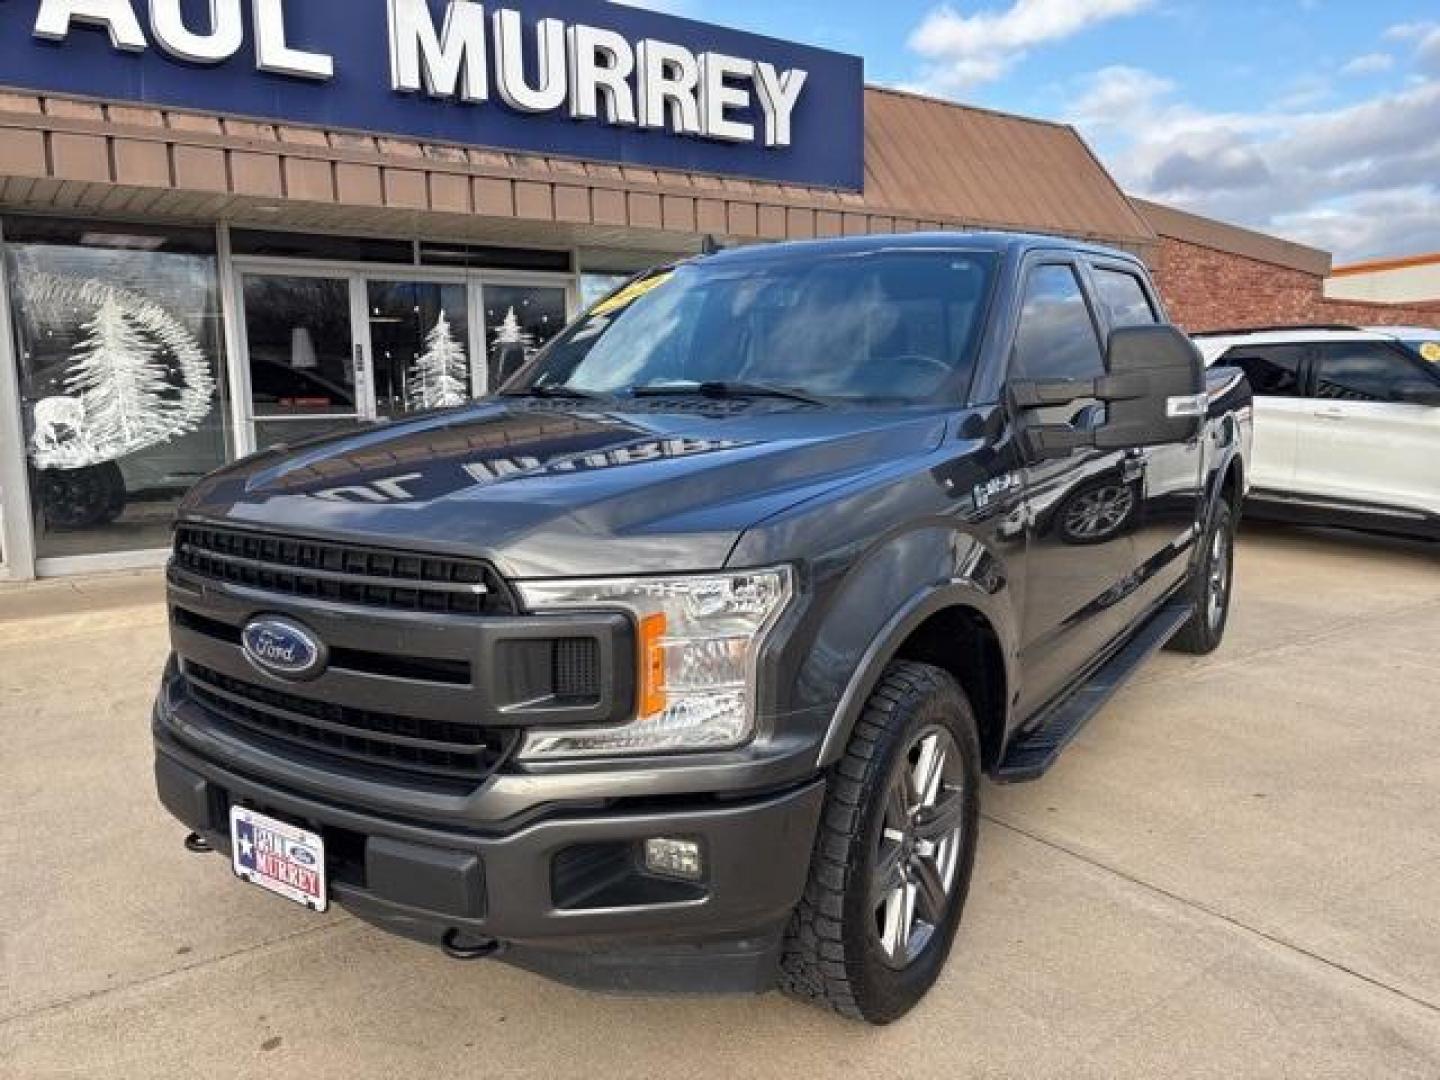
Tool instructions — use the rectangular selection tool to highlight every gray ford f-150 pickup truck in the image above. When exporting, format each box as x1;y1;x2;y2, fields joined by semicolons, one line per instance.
153;233;1251;1023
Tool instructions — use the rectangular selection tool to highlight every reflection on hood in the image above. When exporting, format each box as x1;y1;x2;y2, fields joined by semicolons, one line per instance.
185;399;953;578
241;407;749;505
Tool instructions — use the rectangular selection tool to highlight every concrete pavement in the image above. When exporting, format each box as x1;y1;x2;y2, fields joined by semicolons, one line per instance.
2;523;1438;1078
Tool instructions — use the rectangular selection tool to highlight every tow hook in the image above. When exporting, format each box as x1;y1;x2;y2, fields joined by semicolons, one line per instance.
441;929;500;961
184;832;213;854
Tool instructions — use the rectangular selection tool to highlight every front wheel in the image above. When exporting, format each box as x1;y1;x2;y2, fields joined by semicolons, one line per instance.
780;661;981;1024
1168;500;1235;655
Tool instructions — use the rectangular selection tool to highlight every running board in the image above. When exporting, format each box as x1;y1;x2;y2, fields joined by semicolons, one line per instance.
994;601;1195;783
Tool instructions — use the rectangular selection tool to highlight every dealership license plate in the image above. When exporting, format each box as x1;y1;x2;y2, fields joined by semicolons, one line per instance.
230;806;328;913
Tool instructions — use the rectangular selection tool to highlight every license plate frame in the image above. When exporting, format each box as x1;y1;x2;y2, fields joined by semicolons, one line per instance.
229;805;328;913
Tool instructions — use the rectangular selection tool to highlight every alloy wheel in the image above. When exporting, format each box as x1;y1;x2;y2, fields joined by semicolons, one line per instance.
1207;524;1232;629
872;726;967;968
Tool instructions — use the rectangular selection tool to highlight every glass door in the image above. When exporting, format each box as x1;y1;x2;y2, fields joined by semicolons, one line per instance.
236;270;365;451
364;278;472;418
230;265;578;453
479;281;571;391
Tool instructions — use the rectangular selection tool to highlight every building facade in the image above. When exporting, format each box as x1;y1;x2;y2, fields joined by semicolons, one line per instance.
1326;253;1440;306
1134;199;1440;333
0;1;1163;581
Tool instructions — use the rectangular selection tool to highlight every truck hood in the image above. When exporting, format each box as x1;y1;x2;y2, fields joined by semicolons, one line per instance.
182;402;950;578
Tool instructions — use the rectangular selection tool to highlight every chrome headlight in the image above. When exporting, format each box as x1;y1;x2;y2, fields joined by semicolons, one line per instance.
516;568;794;760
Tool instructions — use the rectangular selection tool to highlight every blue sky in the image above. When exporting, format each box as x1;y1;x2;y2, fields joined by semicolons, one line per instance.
624;0;1440;262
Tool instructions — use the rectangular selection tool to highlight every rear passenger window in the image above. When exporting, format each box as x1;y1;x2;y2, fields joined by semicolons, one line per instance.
1314;343;1440;403
1012;265;1104;382
1222;345;1306;397
1092;269;1157;328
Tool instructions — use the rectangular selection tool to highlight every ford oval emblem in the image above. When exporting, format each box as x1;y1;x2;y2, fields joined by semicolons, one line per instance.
241;617;327;681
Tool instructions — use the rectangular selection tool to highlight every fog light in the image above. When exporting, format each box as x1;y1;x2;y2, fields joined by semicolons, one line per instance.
643;837;703;881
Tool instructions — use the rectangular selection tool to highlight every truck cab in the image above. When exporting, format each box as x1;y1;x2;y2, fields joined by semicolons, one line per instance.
153;233;1250;1023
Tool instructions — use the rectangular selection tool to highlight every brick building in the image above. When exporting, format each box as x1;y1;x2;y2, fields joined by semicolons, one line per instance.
1134;198;1440;332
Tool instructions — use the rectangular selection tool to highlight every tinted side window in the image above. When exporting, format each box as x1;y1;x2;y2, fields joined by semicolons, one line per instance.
1314;343;1440;403
1012;265;1104;381
1221;345;1307;397
1093;268;1157;328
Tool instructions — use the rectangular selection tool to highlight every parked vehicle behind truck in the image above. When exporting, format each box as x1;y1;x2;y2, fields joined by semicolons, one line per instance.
1195;325;1439;539
153;233;1251;1023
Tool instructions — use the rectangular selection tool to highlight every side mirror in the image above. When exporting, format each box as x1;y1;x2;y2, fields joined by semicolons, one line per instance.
1010;325;1206;460
1098;324;1207;446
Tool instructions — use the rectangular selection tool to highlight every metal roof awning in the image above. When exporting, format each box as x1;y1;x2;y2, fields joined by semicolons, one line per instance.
0;85;1157;254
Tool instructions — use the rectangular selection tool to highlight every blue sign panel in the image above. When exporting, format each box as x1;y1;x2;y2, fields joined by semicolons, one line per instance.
0;0;865;190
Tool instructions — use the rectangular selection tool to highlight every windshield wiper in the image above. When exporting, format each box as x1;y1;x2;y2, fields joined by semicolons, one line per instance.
500;385;607;401
629;380;828;406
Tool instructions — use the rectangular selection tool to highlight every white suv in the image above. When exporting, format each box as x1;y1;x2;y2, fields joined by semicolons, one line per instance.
1194;326;1440;540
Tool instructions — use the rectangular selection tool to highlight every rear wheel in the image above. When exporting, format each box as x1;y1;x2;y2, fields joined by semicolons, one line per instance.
1168;500;1235;655
780;661;980;1024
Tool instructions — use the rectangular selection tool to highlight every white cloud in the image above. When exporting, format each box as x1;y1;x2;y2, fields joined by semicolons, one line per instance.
1383;21;1436;42
1272;188;1440;263
1384;19;1440;73
1340;52;1394;77
1069;65;1174;126
1065;66;1440;261
1420;29;1440;73
907;0;1154;91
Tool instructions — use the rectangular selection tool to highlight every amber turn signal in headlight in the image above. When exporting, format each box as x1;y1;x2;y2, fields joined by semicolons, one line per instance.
516;568;794;760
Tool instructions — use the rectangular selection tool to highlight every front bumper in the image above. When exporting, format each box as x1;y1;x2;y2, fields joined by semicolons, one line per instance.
153;704;825;993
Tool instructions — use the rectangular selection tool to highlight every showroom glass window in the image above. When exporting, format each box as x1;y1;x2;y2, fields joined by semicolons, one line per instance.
3;218;229;560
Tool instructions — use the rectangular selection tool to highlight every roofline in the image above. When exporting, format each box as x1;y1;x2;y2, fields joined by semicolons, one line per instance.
1331;252;1440;276
863;83;1082;136
862;85;1157;247
1129;197;1332;278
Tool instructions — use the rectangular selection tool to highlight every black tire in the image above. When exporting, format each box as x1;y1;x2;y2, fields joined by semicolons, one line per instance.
1168;499;1235;655
780;661;981;1024
37;462;128;530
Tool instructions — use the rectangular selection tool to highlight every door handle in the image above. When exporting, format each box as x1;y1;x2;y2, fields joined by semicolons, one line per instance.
1314;406;1345;420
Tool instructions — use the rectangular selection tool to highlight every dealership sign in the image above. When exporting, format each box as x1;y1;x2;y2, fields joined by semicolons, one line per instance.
0;0;865;189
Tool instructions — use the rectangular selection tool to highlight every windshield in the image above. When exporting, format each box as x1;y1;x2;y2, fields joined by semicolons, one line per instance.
507;250;998;404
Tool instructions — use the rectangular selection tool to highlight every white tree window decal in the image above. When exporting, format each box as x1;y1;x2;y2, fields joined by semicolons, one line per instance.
490;305;537;386
24;273;215;470
406;309;469;411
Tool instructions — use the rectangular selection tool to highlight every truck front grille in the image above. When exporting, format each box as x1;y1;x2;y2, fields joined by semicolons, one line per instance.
173;525;515;617
181;662;516;788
